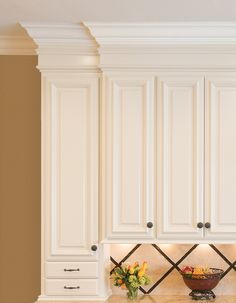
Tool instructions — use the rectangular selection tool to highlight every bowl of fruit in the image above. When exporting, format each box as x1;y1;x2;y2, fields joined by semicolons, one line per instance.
180;266;224;300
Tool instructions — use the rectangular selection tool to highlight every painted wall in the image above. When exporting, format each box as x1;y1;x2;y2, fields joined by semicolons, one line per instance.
0;56;41;303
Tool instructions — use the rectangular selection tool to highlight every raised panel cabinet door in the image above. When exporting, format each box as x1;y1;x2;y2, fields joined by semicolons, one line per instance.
42;74;99;259
101;75;156;241
157;75;204;240
205;76;236;240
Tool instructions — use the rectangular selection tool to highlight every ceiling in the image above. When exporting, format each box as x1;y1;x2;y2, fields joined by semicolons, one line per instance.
1;0;236;37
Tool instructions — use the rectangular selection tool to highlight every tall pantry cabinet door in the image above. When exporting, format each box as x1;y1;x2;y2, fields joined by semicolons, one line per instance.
157;76;204;240
101;75;156;241
43;74;99;259
205;76;236;240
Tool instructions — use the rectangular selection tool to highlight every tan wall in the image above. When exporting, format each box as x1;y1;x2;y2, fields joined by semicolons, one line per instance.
0;56;41;303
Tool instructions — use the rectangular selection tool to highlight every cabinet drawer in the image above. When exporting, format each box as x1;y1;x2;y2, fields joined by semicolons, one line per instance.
46;262;98;278
45;279;98;296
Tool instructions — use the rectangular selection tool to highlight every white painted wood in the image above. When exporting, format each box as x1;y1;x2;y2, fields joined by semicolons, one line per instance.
21;23;97;52
84;22;236;70
101;75;156;240
20;21;236;302
20;22;236;69
45;279;98;296
97;52;236;71
46;262;98;278
85;23;236;46
21;23;99;70
157;75;204;240
42;73;99;259
205;75;236;240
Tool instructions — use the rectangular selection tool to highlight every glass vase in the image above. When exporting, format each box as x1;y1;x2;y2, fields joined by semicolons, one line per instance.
127;287;138;300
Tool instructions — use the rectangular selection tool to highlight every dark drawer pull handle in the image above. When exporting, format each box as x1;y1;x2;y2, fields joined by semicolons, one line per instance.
64;268;80;272
205;222;211;229
64;286;80;289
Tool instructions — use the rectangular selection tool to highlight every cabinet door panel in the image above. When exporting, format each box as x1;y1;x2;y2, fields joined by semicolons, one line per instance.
205;76;236;239
102;75;155;240
157;76;204;240
43;75;98;258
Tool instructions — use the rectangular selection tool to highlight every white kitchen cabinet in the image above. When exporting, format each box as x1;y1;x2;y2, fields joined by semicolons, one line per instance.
157;74;236;242
157;75;205;240
101;73;236;243
101;75;156;241
21;23;112;302
40;72;110;300
205;76;236;240
42;74;99;260
21;22;236;302
40;71;111;300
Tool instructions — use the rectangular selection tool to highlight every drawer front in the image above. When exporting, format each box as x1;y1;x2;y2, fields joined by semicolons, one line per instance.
46;262;98;278
45;279;98;296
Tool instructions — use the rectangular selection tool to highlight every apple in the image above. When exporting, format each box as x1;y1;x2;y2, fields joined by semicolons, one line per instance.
181;266;194;274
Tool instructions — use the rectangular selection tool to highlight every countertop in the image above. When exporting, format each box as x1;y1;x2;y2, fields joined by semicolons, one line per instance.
107;295;236;302
39;295;236;303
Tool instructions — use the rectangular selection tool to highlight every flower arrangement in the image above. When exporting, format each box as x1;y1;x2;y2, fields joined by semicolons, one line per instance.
111;261;151;299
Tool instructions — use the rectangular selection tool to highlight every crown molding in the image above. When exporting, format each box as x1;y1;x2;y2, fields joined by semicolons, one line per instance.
3;22;236;57
84;22;236;47
20;23;99;70
11;22;236;70
21;22;98;55
0;35;36;55
83;22;236;70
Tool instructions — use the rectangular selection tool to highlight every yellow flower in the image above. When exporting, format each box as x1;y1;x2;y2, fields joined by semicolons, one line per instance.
142;261;148;271
129;267;135;274
138;270;144;277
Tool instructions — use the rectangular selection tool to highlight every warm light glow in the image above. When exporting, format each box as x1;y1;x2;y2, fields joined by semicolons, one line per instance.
198;244;211;250
159;244;173;250
111;244;134;253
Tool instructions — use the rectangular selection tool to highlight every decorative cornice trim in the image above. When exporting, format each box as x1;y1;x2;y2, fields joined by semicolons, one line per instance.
20;22;98;55
84;22;236;70
4;22;236;56
0;35;36;55
84;22;236;46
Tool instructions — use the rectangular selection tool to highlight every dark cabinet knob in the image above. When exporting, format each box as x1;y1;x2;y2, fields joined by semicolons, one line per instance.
91;245;98;251
197;222;204;228
205;222;211;229
147;222;153;228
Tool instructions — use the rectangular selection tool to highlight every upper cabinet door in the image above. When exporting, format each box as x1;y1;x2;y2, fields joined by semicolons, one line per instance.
43;74;99;260
101;75;156;241
205;76;236;240
157;75;204;240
